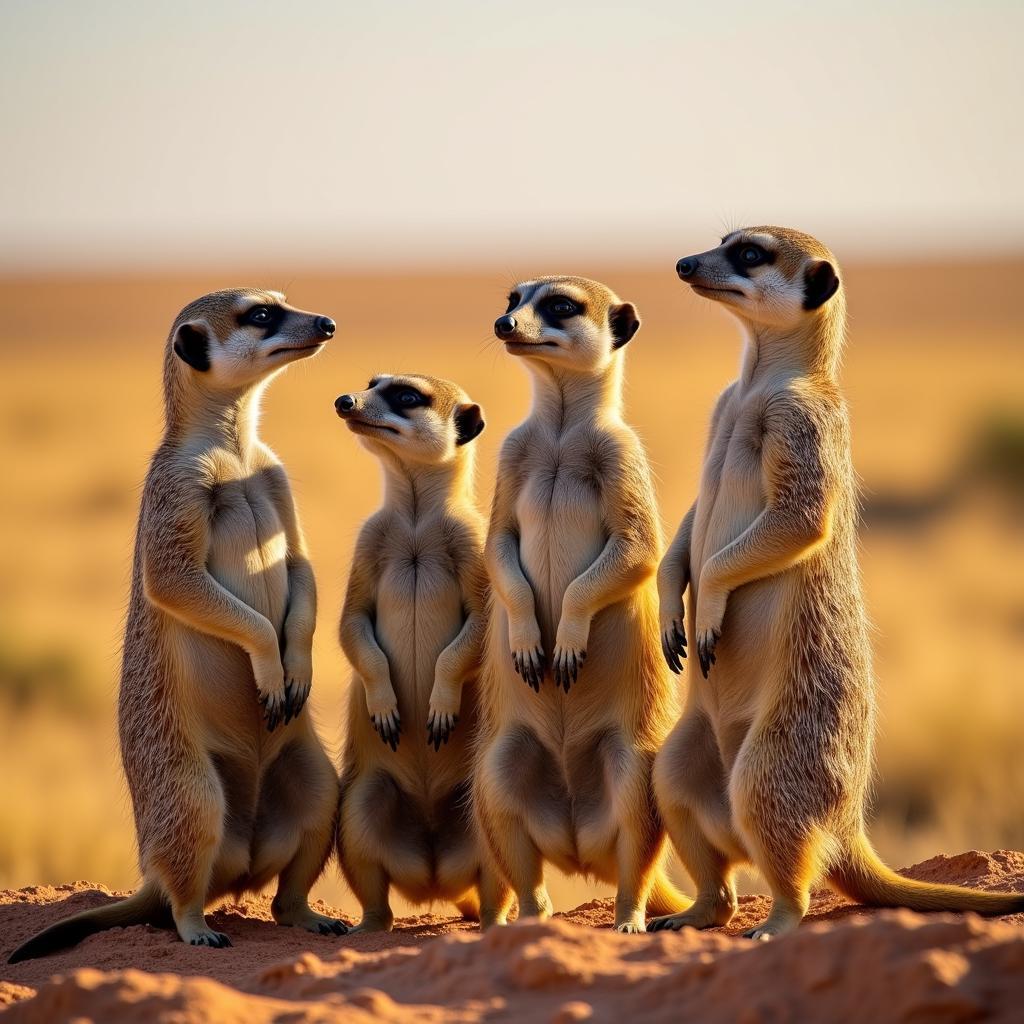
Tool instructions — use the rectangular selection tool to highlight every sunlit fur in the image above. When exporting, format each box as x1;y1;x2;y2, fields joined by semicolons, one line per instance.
8;290;344;963
336;375;512;932
473;277;691;934
653;228;1024;940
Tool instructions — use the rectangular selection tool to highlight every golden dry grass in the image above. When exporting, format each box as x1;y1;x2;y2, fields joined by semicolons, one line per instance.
0;262;1021;916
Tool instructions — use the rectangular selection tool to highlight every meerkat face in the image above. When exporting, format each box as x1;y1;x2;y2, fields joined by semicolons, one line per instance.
334;373;485;464
169;289;336;389
675;227;841;329
494;277;640;374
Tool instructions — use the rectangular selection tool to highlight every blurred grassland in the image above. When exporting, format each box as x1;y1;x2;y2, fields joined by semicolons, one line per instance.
0;261;1022;915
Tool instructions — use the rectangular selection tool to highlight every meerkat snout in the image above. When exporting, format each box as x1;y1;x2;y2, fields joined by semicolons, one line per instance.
494;314;517;337
676;257;698;279
335;393;357;415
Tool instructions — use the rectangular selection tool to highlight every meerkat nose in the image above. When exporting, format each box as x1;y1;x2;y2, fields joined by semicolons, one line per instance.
335;394;356;416
494;315;517;337
316;315;336;338
676;257;698;279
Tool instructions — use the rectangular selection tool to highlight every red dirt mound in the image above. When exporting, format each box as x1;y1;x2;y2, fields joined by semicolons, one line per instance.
2;851;1022;1021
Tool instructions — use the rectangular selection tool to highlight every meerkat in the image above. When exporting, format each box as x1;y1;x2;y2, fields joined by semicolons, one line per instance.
472;277;691;934
335;373;513;932
9;289;345;963
651;227;1024;940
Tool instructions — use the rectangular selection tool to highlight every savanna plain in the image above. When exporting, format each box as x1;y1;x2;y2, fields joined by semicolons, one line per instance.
0;261;1022;1018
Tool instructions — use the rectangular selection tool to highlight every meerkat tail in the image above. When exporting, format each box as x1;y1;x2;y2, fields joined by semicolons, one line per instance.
830;834;1024;916
7;881;168;963
646;869;694;917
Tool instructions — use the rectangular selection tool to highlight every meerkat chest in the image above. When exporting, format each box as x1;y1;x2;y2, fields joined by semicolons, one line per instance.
694;393;770;567
703;394;768;495
515;431;605;525
375;521;462;614
206;472;289;622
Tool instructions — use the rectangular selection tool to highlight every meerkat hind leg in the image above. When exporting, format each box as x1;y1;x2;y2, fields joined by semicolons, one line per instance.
272;829;348;936
477;861;515;929
263;742;347;935
650;714;741;932
600;736;665;934
155;769;232;948
344;854;395;933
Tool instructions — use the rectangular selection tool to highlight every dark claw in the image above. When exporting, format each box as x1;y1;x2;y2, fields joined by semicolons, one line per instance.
698;629;720;679
319;918;348;936
673;622;688;651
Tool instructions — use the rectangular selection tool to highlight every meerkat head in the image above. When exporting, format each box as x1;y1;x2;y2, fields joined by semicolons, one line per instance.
167;289;336;391
334;373;485;465
675;227;841;329
493;276;640;374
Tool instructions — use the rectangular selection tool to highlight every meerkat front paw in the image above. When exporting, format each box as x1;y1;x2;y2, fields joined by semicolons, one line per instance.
281;648;313;724
508;615;546;691
552;614;590;693
695;582;728;679
427;682;462;751
251;648;288;730
365;681;401;751
660;617;688;674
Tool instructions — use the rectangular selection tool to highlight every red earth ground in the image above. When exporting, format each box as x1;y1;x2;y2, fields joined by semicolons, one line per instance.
2;850;1023;1022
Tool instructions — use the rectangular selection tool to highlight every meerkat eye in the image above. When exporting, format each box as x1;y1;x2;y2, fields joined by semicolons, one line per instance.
398;389;422;407
740;246;765;266
547;297;579;317
506;292;520;314
247;305;273;325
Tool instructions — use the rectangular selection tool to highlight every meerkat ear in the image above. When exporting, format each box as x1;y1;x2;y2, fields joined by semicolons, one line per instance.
454;403;485;446
172;322;211;371
609;303;641;349
803;261;840;311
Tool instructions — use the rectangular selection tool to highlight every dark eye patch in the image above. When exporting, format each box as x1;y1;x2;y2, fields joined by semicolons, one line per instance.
239;304;285;336
381;383;431;416
506;292;521;314
724;242;776;276
538;294;584;327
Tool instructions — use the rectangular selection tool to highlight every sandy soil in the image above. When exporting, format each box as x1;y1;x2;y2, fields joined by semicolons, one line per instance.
2;851;1022;1021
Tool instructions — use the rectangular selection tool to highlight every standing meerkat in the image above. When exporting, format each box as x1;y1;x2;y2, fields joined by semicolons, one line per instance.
651;228;1024;940
10;289;345;963
335;374;512;932
473;277;690;933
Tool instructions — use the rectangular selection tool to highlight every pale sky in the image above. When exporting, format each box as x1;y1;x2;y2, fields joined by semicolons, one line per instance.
2;0;1021;270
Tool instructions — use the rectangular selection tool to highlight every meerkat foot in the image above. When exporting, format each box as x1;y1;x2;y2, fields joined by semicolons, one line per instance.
516;889;553;921
742;904;803;941
648;899;736;932
613;910;647;934
273;904;349;936
180;920;233;948
347;909;395;934
479;907;511;930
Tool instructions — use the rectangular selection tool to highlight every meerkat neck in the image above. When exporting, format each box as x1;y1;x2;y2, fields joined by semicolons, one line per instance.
739;297;846;386
527;358;624;429
166;381;265;458
380;452;474;519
